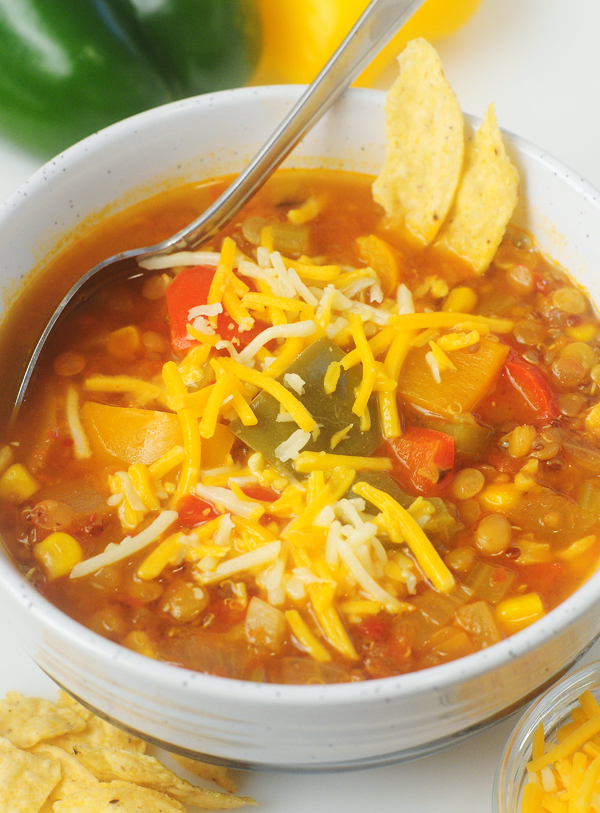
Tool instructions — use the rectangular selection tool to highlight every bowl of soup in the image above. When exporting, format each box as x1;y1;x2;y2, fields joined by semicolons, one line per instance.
1;82;600;770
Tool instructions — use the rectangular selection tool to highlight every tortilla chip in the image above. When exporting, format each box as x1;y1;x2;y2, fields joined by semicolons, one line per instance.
0;735;61;813
29;743;98;802
52;780;186;812
172;753;237;794
0;692;86;749
372;38;464;246
48;712;146;755
433;103;519;274
56;690;93;722
73;746;255;808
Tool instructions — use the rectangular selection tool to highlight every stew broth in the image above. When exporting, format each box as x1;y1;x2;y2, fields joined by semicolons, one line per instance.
1;169;600;684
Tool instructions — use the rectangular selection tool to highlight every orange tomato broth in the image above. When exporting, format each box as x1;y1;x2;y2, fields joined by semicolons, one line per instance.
1;168;600;685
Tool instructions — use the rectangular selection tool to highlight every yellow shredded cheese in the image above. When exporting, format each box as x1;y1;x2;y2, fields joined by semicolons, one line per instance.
218;357;316;432
353;482;455;593
293;452;392;473
285;609;331;662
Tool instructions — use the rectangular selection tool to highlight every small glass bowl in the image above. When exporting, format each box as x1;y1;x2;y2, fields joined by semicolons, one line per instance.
494;659;600;812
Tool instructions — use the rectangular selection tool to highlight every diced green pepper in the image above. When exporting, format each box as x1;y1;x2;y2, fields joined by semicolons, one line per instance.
229;338;380;474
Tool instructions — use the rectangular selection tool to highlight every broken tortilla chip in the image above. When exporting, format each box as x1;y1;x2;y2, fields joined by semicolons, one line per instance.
52;780;187;812
172;753;237;794
0;736;61;813
432;103;519;274
48;711;146;755
29;742;99;803
372;38;464;247
73;746;255;809
0;692;86;749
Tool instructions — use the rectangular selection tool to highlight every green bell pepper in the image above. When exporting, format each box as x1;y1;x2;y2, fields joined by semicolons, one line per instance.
229;338;381;476
0;0;261;158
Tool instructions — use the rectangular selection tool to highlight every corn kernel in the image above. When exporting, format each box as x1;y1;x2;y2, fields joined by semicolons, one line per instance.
496;592;545;634
0;463;39;504
585;403;600;437
442;286;478;313
33;532;83;580
478;483;521;512
566;321;598;342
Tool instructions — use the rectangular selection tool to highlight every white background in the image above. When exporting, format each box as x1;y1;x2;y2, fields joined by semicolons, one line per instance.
2;0;600;810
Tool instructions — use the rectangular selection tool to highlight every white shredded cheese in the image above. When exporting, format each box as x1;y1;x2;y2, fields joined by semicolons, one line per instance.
195;484;262;519
70;511;178;578
269;252;298;298
195;540;281;584
65;387;91;460
256;247;271;267
397;284;415;314
276;412;296;423
425;351;441;383
274;429;311;462
334;534;400;611
238;320;316;366
369;281;384;303
283;373;305;395
189;303;223;319
286;266;319;306
189;316;216;335
138;251;222;270
214;513;234;547
314;504;336;527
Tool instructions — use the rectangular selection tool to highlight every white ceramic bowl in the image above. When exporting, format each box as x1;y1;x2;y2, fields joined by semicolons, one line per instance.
1;86;600;771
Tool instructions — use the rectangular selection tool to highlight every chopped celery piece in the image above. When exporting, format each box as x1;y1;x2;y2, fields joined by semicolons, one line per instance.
229;338;380;474
241;216;310;255
463;561;514;604
508;491;595;538
577;480;600;514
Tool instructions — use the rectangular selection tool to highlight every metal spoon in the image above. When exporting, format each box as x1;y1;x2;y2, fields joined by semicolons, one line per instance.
14;0;425;414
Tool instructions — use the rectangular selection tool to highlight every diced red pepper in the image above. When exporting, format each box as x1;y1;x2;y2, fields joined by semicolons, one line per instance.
357;617;391;642
165;265;262;352
385;427;455;497
505;358;558;422
477;356;558;426
177;493;219;526
240;484;279;503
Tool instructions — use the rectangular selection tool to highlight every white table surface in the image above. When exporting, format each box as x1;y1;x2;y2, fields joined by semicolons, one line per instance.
2;0;600;809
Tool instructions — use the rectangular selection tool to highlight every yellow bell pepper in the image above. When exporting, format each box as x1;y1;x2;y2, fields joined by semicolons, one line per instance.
253;0;481;87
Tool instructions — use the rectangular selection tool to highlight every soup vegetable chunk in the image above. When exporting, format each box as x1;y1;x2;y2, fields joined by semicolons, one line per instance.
2;41;600;685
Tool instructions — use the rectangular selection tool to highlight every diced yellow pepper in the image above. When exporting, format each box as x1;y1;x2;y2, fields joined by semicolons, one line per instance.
80;402;183;466
355;233;404;297
33;532;83;580
398;337;509;418
0;463;40;504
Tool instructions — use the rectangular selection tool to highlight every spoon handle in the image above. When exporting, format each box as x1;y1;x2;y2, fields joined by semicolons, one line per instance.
166;0;426;251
